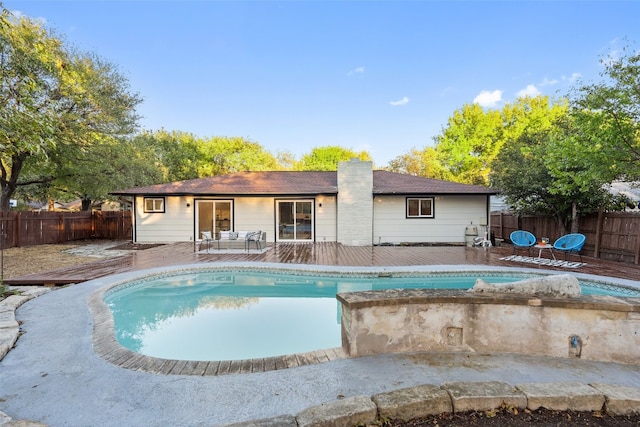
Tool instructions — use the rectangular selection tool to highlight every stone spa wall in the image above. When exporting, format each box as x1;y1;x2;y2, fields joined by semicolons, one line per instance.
337;288;640;365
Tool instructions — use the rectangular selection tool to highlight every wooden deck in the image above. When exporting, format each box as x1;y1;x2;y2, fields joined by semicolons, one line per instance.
4;242;640;285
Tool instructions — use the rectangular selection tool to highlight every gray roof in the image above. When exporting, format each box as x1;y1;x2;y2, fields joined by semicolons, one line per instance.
112;170;498;196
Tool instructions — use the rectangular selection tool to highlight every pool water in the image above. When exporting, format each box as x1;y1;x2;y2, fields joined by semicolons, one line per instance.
104;270;640;361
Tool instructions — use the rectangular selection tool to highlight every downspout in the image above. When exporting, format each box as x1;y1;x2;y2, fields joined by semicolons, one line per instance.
132;196;137;243
481;194;491;244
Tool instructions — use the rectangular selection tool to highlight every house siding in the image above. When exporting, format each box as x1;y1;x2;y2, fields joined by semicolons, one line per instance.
373;195;488;245
135;196;194;243
233;198;276;240
314;195;337;242
134;195;338;244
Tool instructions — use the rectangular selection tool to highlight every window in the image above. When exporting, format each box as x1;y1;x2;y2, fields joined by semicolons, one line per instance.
406;197;434;218
144;197;165;213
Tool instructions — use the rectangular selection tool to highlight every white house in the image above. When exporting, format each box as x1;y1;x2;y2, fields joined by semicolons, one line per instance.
111;159;499;246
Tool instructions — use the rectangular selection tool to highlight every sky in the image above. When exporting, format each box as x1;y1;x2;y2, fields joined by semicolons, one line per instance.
6;0;640;166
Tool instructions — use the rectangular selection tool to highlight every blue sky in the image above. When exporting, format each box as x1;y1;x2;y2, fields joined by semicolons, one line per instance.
7;1;640;166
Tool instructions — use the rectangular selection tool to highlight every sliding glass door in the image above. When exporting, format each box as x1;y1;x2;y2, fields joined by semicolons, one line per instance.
196;200;232;240
276;200;313;242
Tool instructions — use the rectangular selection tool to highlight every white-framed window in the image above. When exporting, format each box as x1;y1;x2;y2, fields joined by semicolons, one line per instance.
144;197;165;213
406;197;434;218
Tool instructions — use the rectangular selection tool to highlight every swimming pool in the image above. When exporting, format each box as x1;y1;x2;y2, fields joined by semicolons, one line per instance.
103;268;640;362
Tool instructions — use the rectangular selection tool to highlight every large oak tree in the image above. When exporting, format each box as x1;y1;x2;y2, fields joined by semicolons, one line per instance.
0;10;141;211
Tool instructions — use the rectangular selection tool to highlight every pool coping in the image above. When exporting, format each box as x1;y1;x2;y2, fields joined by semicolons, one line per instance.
87;262;640;376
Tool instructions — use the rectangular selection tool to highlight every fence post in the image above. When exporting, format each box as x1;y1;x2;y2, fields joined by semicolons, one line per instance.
58;213;64;243
594;209;604;260
16;212;21;247
634;218;640;265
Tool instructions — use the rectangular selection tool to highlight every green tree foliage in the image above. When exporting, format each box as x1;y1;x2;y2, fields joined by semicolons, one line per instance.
493;42;640;232
294;146;371;171
35;136;162;210
134;130;203;182
132;130;282;183
433;96;568;185
386;147;452;180
198;136;280;176
491;116;616;234
434;103;503;185
570;43;640;182
0;11;142;210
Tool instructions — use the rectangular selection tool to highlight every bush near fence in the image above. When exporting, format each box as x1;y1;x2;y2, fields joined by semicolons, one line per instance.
491;211;640;265
0;211;132;249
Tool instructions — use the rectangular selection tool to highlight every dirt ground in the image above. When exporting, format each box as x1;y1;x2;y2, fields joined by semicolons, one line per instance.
1;242;99;279
383;406;640;426
0;240;159;279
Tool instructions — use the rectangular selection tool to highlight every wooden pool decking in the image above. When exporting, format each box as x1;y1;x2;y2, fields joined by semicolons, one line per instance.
4;241;640;285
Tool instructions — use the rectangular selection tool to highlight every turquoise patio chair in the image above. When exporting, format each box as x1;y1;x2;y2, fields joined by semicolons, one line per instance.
553;233;586;262
510;230;536;255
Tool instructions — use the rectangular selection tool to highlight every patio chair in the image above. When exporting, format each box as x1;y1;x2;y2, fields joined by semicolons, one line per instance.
199;231;214;252
245;231;264;252
510;230;536;255
553;233;586;262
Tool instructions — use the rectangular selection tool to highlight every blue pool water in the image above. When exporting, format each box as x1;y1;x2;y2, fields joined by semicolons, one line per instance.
104;270;640;361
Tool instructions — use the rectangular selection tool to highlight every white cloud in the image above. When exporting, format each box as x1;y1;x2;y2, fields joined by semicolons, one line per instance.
347;66;365;76
389;96;409;107
516;84;541;98
440;86;456;97
562;72;582;83
539;77;558;87
473;90;502;107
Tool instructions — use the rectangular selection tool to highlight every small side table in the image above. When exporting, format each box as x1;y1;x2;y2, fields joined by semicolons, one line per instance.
534;243;556;260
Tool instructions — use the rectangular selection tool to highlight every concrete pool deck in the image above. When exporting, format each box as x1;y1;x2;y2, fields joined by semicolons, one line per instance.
1;263;640;426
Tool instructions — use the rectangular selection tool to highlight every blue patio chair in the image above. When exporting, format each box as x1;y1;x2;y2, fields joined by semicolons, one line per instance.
553;233;586;262
510;230;536;255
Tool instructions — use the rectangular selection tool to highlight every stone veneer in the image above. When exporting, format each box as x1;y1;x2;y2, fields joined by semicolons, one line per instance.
338;289;640;365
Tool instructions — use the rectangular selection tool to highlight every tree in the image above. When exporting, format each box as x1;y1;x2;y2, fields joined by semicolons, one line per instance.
0;11;141;210
20;136;163;210
434;103;503;185
386;147;452;181
491;116;616;234
197;136;280;176
570;43;640;182
132;130;203;183
294;146;371;171
434;96;568;185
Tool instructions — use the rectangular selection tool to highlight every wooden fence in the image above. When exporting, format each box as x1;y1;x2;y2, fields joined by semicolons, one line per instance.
1;210;639;265
491;211;640;264
0;211;132;249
